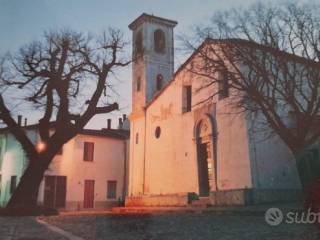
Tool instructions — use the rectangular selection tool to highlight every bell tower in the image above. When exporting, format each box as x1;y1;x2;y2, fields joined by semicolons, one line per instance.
129;13;177;112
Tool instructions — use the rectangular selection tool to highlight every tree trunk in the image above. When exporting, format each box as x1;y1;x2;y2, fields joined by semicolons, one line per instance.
294;147;320;211
6;157;50;209
294;150;319;192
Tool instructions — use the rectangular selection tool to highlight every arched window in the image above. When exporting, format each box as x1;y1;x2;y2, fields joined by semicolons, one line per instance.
218;71;229;100
156;74;163;91
135;133;139;144
135;31;143;56
154;29;165;53
136;77;141;92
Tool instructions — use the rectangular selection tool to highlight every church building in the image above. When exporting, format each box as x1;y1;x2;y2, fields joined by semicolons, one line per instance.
126;14;302;206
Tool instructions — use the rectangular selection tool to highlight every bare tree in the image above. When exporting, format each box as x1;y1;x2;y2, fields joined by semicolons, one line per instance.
183;2;320;189
0;29;130;209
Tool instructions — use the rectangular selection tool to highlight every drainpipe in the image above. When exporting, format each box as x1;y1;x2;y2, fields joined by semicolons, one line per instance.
142;107;147;195
122;138;127;202
213;133;219;192
130;120;134;196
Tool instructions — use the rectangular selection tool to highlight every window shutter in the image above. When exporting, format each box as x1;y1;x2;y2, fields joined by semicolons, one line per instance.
84;142;94;162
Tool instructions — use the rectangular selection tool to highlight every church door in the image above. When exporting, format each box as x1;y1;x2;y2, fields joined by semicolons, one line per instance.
198;142;210;196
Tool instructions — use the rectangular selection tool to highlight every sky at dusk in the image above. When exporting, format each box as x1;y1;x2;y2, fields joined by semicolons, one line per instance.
0;0;303;129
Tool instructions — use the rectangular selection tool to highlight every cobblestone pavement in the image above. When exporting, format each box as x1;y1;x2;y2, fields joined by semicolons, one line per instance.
1;205;320;240
41;211;320;240
0;216;68;240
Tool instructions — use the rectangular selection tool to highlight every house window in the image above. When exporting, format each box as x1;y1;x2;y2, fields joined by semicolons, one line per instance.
182;86;192;113
136;77;141;92
156;74;163;91
83;142;94;162
10;176;17;194
218;71;229;100
135;133;139;144
154;29;165;53
107;180;117;199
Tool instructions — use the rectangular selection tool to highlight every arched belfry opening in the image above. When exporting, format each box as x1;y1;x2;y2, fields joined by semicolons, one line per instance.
154;29;166;53
195;114;217;196
135;31;143;57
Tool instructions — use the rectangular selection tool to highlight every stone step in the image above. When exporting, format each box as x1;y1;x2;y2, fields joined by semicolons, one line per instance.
111;206;205;214
190;197;211;207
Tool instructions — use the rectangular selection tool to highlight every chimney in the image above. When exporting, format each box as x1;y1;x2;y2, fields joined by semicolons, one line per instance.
24;118;28;126
119;118;123;128
107;119;112;129
123;114;127;121
17;115;22;126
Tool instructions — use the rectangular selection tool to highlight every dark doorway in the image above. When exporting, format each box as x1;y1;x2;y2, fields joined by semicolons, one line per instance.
44;176;67;208
55;176;67;208
84;180;95;208
198;142;210;196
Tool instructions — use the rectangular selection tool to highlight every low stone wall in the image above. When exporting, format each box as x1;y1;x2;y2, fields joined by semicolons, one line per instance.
62;201;119;211
125;189;302;207
210;189;303;206
210;189;248;206
125;193;189;207
250;189;303;204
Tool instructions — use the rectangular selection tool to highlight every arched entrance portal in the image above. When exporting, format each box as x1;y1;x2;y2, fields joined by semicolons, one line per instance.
195;115;217;197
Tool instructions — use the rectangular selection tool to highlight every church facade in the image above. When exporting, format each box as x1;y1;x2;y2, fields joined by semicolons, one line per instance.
126;14;302;206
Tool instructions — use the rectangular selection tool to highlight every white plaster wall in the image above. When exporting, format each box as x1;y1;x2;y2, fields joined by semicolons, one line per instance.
144;85;198;194
0;131;37;206
247;114;301;190
0;129;127;208
128;116;146;196
129;61;253;196
38;134;126;207
214;102;253;190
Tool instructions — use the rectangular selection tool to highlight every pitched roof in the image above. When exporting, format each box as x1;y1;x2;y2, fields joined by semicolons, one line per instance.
145;38;319;108
0;122;129;140
82;128;129;139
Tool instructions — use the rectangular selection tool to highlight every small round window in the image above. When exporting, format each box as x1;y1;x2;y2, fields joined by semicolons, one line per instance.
155;126;161;138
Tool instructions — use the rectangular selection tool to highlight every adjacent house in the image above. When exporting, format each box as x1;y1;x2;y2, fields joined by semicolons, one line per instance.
0;120;129;211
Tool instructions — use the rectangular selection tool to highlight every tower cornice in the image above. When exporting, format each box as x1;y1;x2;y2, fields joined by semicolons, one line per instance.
128;13;177;30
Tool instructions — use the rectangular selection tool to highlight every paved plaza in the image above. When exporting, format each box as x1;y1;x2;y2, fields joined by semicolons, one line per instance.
1;203;320;240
